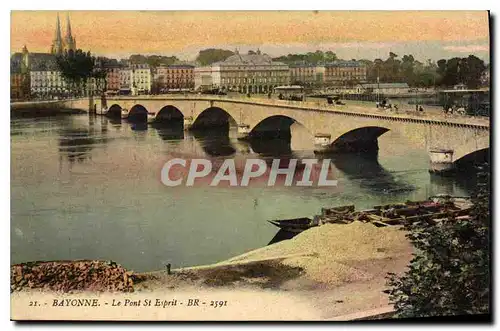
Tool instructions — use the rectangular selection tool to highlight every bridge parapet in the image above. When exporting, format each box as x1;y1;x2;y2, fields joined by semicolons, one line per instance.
104;95;489;129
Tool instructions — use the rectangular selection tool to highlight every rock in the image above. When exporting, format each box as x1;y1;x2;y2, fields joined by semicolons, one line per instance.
10;260;134;293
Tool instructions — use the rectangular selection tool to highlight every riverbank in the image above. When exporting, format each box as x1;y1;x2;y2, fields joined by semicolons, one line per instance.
11;222;413;320
133;221;413;319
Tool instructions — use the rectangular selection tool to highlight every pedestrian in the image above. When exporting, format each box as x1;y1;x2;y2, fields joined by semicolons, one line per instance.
415;104;419;112
419;106;424;112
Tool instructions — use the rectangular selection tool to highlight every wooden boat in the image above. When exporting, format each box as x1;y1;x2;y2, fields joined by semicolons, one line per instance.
267;217;315;233
268;196;474;234
321;205;355;216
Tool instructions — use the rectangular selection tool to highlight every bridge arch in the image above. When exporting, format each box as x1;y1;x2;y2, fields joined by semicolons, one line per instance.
249;115;315;152
128;104;149;122
156;105;184;122
453;134;490;167
454;148;490;167
107;104;122;118
192;107;237;130
329;126;390;154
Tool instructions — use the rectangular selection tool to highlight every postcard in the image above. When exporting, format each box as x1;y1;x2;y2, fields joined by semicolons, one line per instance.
10;10;491;321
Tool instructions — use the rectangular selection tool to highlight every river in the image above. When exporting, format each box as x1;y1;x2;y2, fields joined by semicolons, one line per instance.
10;112;478;272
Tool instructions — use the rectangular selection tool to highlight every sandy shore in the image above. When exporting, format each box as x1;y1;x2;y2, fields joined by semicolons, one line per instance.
134;221;414;319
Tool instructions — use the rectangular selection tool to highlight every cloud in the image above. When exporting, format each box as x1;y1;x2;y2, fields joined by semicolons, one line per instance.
443;44;489;53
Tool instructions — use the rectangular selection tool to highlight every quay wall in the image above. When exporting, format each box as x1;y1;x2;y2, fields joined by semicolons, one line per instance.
10;98;91;114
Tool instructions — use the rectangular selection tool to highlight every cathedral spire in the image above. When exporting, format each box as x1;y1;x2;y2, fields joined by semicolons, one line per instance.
64;13;76;52
55;13;62;42
66;13;72;39
51;13;63;55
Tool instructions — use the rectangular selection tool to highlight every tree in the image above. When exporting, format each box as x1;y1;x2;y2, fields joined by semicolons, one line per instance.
386;165;490;318
325;51;337;62
129;54;147;64
273;50;338;65
436;56;486;88
195;48;235;66
56;49;97;97
462;55;487;89
128;54;179;69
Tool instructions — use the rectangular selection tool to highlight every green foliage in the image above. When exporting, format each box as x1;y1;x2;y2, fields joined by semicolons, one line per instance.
386;165;490;318
56;49;98;96
362;53;486;88
56;49;111;96
128;54;179;68
195;48;235;66
273;50;337;64
56;49;95;84
436;55;487;89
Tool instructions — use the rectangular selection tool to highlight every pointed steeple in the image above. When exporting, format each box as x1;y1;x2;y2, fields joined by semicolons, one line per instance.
55;13;62;41
64;13;76;52
21;45;29;74
50;13;63;55
66;14;72;39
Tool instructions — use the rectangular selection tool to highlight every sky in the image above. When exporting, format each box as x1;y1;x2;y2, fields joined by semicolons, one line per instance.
10;11;490;62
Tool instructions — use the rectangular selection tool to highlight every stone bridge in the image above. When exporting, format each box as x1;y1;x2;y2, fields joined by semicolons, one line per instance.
11;95;490;174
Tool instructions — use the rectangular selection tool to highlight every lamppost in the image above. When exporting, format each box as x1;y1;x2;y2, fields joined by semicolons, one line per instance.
376;66;380;104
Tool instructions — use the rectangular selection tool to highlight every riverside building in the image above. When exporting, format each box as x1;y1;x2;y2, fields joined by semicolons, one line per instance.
194;50;290;94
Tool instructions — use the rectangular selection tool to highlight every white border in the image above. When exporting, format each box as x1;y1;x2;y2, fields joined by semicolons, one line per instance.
3;1;497;330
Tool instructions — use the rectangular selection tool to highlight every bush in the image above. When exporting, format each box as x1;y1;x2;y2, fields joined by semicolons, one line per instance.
386;164;490;318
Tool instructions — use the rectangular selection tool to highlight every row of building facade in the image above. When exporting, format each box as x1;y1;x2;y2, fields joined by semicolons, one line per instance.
10;14;369;99
11;46;108;99
10;46;198;99
11;14;368;99
11;48;369;99
194;51;368;93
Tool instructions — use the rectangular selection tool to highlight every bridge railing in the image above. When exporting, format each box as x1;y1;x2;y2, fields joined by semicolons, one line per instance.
106;94;490;127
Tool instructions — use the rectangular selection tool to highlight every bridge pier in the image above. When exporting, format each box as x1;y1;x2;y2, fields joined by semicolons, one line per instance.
147;112;156;124
183;116;194;131
120;108;129;119
237;124;251;140
429;149;455;175
97;106;107;115
313;134;332;154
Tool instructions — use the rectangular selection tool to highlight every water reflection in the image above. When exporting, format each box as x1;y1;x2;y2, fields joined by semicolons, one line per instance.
58;128;98;164
249;137;292;157
429;172;478;196
329;153;415;195
108;117;122;125
130;122;148;131
191;128;236;157
152;122;184;141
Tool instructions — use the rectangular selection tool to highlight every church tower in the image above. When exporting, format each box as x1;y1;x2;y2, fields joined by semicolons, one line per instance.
64;14;76;52
50;13;63;55
21;45;30;74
